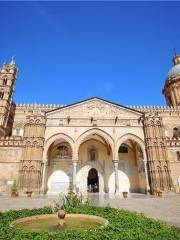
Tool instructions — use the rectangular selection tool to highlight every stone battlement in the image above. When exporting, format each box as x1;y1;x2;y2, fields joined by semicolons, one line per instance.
166;137;180;147
0;136;23;147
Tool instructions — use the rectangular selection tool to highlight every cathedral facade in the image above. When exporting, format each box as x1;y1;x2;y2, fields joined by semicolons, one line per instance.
0;55;180;196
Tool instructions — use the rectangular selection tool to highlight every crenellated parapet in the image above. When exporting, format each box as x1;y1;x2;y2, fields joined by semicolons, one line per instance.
129;105;180;113
15;103;65;112
0;136;23;147
166;137;180;147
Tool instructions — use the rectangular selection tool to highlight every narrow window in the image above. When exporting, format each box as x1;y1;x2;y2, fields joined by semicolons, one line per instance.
0;92;4;99
3;78;7;85
177;151;180;161
173;127;180;138
173;128;178;138
15;128;21;136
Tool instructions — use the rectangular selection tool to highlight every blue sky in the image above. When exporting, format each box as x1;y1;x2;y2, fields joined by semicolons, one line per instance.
0;1;180;106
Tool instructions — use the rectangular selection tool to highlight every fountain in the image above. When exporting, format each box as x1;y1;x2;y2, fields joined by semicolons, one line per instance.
10;212;108;232
10;192;109;232
57;208;66;227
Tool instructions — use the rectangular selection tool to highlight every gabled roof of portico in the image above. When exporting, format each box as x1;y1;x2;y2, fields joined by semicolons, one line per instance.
46;97;142;114
45;97;143;119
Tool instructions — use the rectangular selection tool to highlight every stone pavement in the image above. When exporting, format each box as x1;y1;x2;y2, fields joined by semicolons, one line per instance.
0;193;180;228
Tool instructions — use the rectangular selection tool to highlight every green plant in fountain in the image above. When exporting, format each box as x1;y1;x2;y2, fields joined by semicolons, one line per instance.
53;195;65;212
64;191;86;208
53;191;89;212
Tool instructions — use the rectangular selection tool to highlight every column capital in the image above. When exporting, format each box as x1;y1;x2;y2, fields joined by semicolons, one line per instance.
72;159;78;164
112;159;119;164
72;161;77;166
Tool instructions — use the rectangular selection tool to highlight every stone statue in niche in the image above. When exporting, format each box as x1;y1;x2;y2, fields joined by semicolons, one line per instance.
89;148;98;161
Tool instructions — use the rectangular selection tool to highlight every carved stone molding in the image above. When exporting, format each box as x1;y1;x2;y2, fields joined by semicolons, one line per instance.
23;137;44;148
26;115;46;125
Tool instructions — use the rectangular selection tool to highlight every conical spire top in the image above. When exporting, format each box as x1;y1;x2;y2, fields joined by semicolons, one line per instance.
10;56;16;65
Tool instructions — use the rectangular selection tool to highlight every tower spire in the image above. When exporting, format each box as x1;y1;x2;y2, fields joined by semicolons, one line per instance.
10;56;16;65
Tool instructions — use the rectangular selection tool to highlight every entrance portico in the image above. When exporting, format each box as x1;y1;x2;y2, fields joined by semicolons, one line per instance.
41;97;149;196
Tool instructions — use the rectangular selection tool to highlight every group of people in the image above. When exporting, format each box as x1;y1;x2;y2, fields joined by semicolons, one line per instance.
88;183;99;192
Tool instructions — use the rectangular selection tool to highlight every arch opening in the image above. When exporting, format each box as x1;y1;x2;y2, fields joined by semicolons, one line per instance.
76;131;112;194
116;138;148;194
45;138;73;195
87;168;99;193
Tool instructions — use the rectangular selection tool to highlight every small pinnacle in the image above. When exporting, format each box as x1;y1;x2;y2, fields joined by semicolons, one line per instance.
10;56;16;65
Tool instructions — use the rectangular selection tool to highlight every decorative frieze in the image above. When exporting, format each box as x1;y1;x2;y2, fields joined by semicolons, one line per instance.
23;137;45;148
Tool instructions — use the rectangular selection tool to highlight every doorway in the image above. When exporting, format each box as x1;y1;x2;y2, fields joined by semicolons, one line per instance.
87;168;99;192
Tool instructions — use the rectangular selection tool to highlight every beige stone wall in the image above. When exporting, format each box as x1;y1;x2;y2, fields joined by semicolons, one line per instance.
0;147;22;192
167;147;180;193
1;98;180;195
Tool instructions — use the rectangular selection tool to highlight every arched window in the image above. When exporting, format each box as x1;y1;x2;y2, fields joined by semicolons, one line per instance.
173;127;180;138
15;128;21;136
177;151;180;161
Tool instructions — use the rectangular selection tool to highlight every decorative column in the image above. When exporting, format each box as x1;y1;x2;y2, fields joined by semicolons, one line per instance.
113;160;120;195
143;159;150;193
41;161;48;194
72;161;78;191
19;114;46;193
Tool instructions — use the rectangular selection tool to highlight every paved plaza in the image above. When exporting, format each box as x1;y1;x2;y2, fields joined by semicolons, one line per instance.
0;193;180;228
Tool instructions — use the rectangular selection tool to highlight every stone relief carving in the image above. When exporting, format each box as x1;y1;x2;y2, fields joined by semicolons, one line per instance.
47;99;142;119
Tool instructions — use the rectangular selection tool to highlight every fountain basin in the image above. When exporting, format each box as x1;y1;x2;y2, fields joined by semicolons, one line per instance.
10;213;109;232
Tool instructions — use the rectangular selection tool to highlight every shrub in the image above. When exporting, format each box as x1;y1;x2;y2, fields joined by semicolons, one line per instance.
53;192;89;212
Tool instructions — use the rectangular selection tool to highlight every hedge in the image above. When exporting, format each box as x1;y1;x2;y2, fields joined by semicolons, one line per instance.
0;205;179;240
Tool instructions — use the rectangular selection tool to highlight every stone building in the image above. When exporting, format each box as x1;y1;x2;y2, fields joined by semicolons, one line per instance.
0;54;180;196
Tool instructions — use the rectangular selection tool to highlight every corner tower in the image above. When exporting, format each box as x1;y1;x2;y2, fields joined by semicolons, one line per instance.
0;58;18;136
163;53;180;106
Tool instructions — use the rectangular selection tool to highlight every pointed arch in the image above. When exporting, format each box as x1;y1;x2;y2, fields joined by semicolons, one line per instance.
75;128;115;159
43;133;75;162
115;133;145;159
